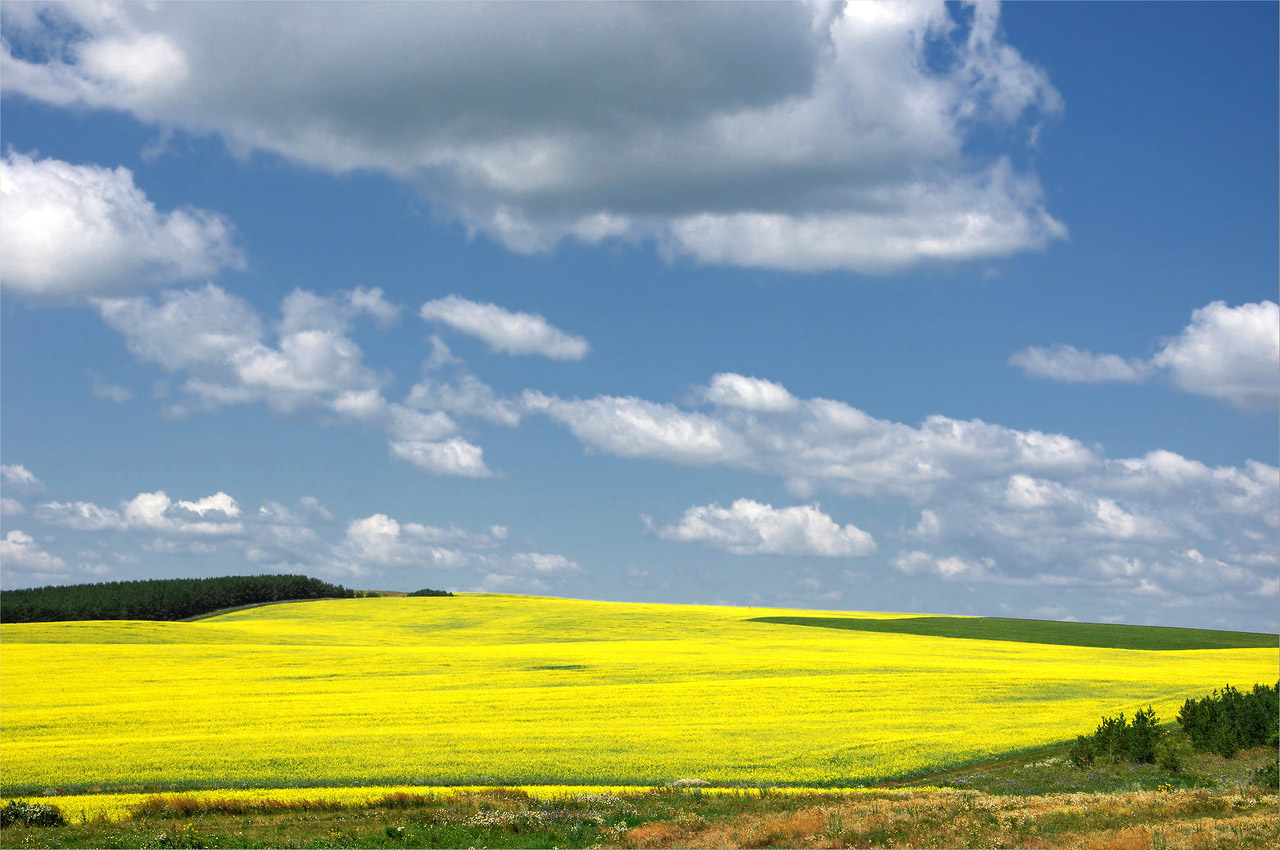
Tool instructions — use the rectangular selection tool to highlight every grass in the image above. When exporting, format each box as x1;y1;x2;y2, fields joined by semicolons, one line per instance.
2;784;1277;848
748;615;1280;650
3;595;1276;793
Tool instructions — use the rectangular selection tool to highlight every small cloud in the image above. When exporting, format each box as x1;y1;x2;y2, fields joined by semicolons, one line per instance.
90;371;134;403
655;498;875;558
420;295;589;360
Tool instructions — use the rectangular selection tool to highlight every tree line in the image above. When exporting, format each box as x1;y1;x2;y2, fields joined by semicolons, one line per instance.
1071;681;1279;773
1;575;356;622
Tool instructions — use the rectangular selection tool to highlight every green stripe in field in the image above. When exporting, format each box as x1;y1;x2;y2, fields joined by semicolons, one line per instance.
747;616;1279;651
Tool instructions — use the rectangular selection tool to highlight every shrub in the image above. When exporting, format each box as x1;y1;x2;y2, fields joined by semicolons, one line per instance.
1155;742;1181;773
1070;707;1162;767
1177;682;1278;758
1251;759;1279;789
0;800;66;828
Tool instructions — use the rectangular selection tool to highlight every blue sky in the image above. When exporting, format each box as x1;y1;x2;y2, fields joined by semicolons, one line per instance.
1;1;1276;631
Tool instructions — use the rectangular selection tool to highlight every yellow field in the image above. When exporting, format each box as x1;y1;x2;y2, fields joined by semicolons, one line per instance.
1;595;1274;794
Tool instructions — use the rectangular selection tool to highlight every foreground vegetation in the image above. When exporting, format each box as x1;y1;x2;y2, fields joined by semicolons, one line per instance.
3;775;1277;848
2;595;1276;792
0;575;355;622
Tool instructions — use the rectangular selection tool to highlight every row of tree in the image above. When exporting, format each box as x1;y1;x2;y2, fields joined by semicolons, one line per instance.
1070;681;1279;770
1;575;355;622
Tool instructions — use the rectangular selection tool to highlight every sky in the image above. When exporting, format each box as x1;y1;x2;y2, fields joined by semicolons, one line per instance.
0;1;1276;632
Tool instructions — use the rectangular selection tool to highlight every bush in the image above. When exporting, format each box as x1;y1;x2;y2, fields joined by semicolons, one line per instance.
1070;707;1162;767
1251;759;1279;789
1155;742;1181;773
0;800;66;828
1177;682;1278;758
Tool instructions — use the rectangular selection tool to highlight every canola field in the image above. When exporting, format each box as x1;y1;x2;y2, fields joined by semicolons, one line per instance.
1;595;1275;794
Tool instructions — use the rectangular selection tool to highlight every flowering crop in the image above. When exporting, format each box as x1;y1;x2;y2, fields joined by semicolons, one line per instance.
1;595;1274;793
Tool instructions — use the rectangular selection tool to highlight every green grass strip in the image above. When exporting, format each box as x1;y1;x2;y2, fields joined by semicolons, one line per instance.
747;616;1279;651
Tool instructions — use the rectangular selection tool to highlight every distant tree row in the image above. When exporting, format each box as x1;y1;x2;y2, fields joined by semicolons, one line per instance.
1;575;355;622
406;588;454;597
1178;682;1278;758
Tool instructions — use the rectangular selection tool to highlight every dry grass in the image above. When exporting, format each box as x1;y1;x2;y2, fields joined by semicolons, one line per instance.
618;788;1280;849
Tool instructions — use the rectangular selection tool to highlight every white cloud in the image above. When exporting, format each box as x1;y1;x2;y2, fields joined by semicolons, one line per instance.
406;374;523;427
336;512;504;569
1011;300;1279;411
388;437;492;479
527;380;1094;498
37;490;243;536
702;373;798;412
95;284;494;477
2;464;46;500
892;550;993;580
90;372;134;403
523;391;746;467
1;1;1064;272
420;296;589;360
1152;301;1279;411
1008;345;1151;383
529;372;1277;604
36;500;129;531
508;552;582;574
0;529;67;571
656;499;875;558
0;151;242;299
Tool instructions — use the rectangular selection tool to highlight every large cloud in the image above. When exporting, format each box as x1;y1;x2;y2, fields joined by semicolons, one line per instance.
1;1;1064;272
1010;300;1279;411
94;284;492;477
526;372;1278;608
0;152;242;299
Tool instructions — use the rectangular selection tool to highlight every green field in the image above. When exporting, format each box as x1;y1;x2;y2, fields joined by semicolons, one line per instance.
748;615;1280;650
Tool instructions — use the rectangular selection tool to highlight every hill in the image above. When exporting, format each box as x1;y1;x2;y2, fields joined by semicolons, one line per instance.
1;595;1276;795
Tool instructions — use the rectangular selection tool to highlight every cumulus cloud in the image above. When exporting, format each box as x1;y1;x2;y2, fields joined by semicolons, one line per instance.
38;490;244;536
406;374;523;427
94;284;493;477
2;1;1064;272
419;296;589;360
0;151;242;299
2;464;46;500
1152;301;1279;411
10;475;553;590
1008;345;1151;383
655;499;875;558
528;372;1277;605
702;373;798;412
0;529;67;571
892;550;993;581
528;381;1093;498
388;437;492;479
337;514;467;568
1011;300;1279;411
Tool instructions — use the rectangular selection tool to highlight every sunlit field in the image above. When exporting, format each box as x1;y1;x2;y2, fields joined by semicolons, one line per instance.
1;595;1275;795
